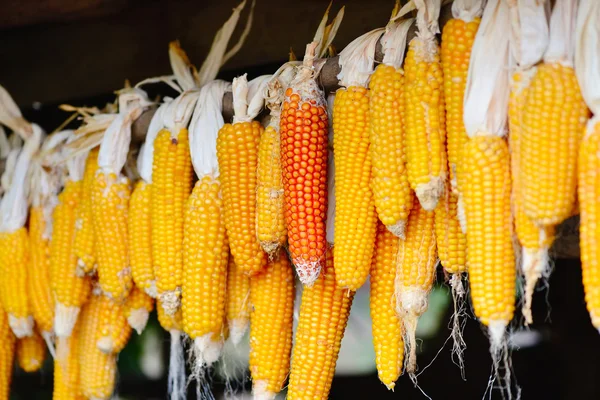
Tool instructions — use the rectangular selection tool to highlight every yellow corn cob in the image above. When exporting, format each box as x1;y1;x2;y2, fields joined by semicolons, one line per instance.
287;248;354;400
96;295;132;354
182;177;229;366
462;136;515;330
53;327;85;400
28;207;55;335
249;250;295;398
152;128;193;314
0;227;33;338
434;184;467;275
395;201;436;374
256;123;287;256
91;171;132;303
217;121;267;275
579;123;600;330
441;16;480;192
370;222;403;389
369;64;412;237
16;330;46;372
74;147;99;275
51;180;91;338
404;36;447;211
521;63;589;225
0;306;15;400
226;254;251;345
123;285;154;335
78;296;117;400
129;181;156;297
333;86;378;290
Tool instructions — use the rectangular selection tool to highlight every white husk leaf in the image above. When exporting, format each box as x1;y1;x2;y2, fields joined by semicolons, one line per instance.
313;4;346;58
247;75;272;120
162;90;201;136
0;84;33;139
139;102;169;183
1;147;20;193
0;124;43;232
232;74;250;123
452;0;484;22
325;93;335;246
415;0;442;40
381;18;414;68
508;0;549;70
0;126;9;158
65;131;90;182
576;0;600;117
463;0;511;138
337;28;384;88
222;0;255;65
545;0;578;65
188;80;231;178
169;42;200;92
98;88;152;174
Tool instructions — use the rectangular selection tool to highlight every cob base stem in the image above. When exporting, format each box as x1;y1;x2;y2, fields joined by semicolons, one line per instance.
127;308;150;335
252;379;275;400
144;280;157;299
54;303;80;338
486;320;517;400
228;318;249;346
521;236;551;325
8;314;33;338
259;241;280;260
396;288;429;376
415;177;444;211
159;289;182;316
293;259;321;287
192;335;223;369
386;219;407;239
167;330;186;400
41;330;56;359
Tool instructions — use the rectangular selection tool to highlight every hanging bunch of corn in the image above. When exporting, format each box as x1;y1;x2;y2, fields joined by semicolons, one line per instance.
369;13;414;238
0;306;15;400
128;103;167;299
506;0;551;324
462;0;514;354
519;0;588;323
92;89;151;304
182;80;231;373
403;0;447;211
576;0;600;332
122;285;154;335
333;28;382;291
16;331;46;372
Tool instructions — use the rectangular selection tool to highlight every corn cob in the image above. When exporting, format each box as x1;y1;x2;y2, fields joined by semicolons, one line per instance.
78;296;117;400
96;294;132;354
53;326;85;400
575;0;600;332
0;306;15;400
226;253;251;345
123;285;154;334
281;44;328;283
370;222;403;389
333;29;382;290
16;330;46;372
369;18;414;238
129;181;156;297
28;207;55;337
74;147;99;275
395;202;436;375
287;248;354;399
249;249;295;399
404;0;447;211
217;75;267;276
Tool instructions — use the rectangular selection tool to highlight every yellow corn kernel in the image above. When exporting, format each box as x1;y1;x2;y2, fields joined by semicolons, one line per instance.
0;306;15;400
249;250;295;398
16;331;45;372
287;249;354;400
434;185;467;275
370;222;403;389
78;295;117;400
129;181;156;297
123;285;154;335
0;227;33;338
333;86;378;290
28;207;55;335
441;17;480;191
256;124;287;256
404;37;447;210
74;147;99;275
152;129;193;314
395;201;436;374
462;136;515;327
91;171;132;303
157;299;183;332
521;63;590;226
369;64;412;237
53;327;85;400
226;254;252;345
579;123;600;330
96;295;132;354
51;180;91;338
217;121;267;275
182;177;229;365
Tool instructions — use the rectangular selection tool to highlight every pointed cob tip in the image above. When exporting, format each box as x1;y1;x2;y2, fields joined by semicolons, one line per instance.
8;314;34;338
294;258;323;287
159;289;182;316
54;303;81;338
97;336;115;354
193;335;223;368
228;318;249;346
144;280;158;299
456;194;467;234
415;177;444;211
127;308;150;335
396;288;430;376
521;246;550;326
488;320;507;354
383;381;396;391
252;380;276;400
41;330;57;359
386;220;407;239
260;241;281;260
